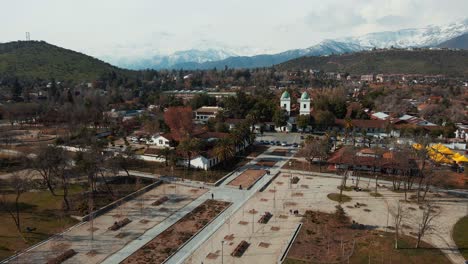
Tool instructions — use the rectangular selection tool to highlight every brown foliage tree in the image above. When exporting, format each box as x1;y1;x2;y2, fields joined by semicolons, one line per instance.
164;107;193;139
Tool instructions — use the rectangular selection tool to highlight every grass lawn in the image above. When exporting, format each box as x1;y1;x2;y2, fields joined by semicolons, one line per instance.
327;193;352;203
0;176;154;261
349;232;451;264
453;216;468;260
0;186;82;261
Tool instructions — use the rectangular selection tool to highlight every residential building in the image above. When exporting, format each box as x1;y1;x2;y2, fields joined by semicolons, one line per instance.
194;106;223;123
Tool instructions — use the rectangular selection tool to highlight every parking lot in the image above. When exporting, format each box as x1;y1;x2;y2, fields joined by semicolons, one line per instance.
256;132;303;146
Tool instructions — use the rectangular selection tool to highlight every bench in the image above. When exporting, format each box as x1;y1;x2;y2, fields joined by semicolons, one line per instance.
46;249;77;264
152;196;169;206
108;218;132;231
231;240;250;257
258;212;273;224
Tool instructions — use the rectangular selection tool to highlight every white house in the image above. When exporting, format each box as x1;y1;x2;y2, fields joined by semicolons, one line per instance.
147;133;173;148
178;154;221;170
194;106;223;123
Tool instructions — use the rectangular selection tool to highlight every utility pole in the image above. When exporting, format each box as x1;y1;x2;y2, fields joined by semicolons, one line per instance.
221;240;224;264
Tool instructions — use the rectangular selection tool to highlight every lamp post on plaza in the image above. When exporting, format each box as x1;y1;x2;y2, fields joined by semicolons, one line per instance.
221;240;224;264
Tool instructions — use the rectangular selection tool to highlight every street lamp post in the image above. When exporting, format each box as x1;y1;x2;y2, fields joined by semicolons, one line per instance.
289;161;292;189
221;240;224;264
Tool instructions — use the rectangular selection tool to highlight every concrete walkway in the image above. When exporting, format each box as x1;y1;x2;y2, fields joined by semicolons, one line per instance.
103;146;294;264
166;149;294;264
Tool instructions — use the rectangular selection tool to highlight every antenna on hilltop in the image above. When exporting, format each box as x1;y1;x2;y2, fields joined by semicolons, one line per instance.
26;32;30;41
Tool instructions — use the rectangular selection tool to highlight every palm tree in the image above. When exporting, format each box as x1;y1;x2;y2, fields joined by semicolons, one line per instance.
246;110;260;133
213;138;235;166
160;147;173;166
344;118;353;143
177;138;202;169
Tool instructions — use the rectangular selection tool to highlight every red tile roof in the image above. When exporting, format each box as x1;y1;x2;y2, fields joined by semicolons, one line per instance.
335;119;387;129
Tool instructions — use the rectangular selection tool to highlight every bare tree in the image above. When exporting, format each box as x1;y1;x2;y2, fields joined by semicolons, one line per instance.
389;201;406;249
0;170;32;241
415;202;440;248
298;137;330;172
31;145;67;196
413;137;431;203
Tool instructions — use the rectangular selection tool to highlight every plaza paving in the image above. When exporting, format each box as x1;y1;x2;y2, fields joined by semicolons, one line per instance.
183;170;468;264
7;183;204;264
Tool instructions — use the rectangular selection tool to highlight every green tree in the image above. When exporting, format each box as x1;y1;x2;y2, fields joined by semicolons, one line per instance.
314;110;335;130
273;108;288;129
297;115;311;132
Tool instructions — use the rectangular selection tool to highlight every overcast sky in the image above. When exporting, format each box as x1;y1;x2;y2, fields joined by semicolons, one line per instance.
1;0;467;59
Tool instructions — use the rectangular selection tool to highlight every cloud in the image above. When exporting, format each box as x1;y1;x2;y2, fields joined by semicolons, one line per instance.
304;4;367;32
376;15;414;27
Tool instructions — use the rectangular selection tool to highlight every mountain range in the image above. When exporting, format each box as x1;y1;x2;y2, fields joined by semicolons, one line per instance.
115;18;468;70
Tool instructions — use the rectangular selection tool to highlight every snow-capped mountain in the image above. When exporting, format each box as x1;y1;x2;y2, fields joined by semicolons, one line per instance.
112;18;468;70
340;18;468;49
112;49;237;70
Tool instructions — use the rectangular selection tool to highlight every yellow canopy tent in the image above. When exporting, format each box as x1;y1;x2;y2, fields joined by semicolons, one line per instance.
453;154;468;164
412;143;462;164
430;143;455;155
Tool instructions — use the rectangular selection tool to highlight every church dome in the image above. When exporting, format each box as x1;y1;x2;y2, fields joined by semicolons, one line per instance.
300;91;310;100
281;91;290;99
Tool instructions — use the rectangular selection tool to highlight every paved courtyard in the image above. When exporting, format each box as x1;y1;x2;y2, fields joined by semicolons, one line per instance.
184;171;468;264
10;183;205;264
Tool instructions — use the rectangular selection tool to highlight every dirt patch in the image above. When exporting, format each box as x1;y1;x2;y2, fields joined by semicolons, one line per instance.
256;159;277;167
269;149;289;156
228;169;266;189
206;252;219;259
271;226;280;231
259;242;270;248
122;200;230;264
285;208;450;264
248;209;258;214
284;202;297;207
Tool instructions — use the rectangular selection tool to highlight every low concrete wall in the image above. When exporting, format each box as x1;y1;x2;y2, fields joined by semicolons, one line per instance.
278;223;302;263
136;154;165;163
259;171;280;192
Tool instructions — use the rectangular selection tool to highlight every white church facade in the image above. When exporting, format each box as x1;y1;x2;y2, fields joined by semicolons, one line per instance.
276;91;312;132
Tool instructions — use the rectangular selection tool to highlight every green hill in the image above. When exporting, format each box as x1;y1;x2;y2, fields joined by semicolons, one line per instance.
276;49;468;77
0;41;135;82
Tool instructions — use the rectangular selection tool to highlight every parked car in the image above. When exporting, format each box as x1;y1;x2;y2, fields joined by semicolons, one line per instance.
270;140;275;145
275;141;281;145
292;143;298;148
281;141;287;146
